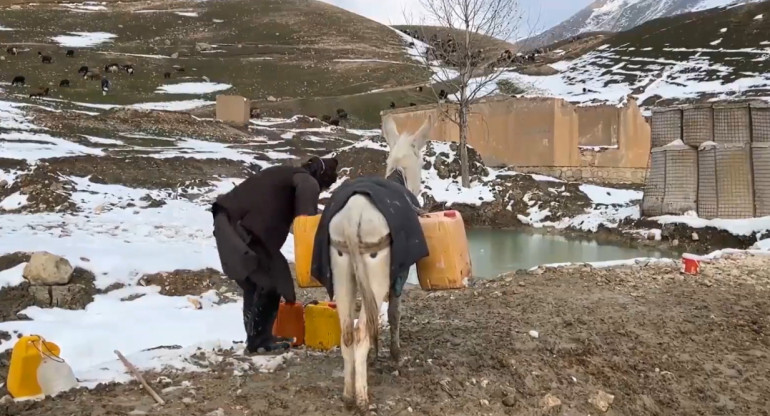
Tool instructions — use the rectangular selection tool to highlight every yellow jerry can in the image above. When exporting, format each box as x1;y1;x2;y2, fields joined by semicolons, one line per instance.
416;210;472;290
7;335;62;399
293;214;323;288
304;301;341;351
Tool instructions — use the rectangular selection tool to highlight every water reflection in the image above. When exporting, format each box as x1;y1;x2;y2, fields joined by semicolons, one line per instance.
467;228;672;278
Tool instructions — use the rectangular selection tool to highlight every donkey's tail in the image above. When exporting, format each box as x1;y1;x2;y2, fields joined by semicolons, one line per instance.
342;198;380;344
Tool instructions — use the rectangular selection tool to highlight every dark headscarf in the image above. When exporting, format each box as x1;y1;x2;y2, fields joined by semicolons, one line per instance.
301;156;339;190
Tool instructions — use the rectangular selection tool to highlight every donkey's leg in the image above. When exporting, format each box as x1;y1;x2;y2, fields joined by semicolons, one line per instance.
330;214;357;408
388;291;401;362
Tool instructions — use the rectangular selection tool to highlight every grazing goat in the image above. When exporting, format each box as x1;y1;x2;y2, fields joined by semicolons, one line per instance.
409;102;416;107
38;52;52;64
125;66;134;75
336;108;348;119
59;79;70;87
11;76;25;86
389;101;395;109
78;66;89;76
84;70;100;80
329;118;340;126
105;63;120;73
29;87;50;98
66;49;75;57
163;72;171;79
328;116;432;412
101;78;111;95
6;46;17;55
438;89;447;99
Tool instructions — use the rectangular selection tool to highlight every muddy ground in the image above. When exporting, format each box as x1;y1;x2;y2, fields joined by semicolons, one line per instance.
1;253;768;416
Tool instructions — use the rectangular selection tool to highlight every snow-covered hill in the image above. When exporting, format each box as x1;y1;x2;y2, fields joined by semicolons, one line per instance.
524;0;764;47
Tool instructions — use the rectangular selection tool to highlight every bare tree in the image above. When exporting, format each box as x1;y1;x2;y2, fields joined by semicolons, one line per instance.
403;0;531;187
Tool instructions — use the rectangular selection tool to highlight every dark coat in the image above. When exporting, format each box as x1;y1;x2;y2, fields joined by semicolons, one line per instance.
212;166;321;302
311;175;429;300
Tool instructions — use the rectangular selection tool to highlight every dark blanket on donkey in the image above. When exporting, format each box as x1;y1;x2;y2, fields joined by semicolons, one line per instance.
311;176;429;299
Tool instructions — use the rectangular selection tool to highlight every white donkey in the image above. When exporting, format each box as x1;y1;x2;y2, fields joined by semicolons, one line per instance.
328;116;432;412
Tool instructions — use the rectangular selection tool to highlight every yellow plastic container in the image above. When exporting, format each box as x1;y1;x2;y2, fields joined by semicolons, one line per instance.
7;335;62;399
304;301;341;350
293;214;323;288
416;210;472;290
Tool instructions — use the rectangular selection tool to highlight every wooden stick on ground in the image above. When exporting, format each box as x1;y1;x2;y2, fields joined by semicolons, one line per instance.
114;350;166;405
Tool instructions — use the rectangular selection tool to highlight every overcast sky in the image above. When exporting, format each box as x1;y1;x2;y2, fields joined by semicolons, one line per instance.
319;0;594;38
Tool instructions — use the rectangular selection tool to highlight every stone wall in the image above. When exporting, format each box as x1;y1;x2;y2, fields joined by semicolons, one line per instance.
515;166;648;185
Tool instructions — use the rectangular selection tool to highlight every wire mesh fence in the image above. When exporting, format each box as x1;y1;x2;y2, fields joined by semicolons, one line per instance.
642;148;666;217
683;104;714;147
713;103;751;144
662;144;698;215
752;142;770;217
697;143;718;219
651;107;682;148
750;103;770;143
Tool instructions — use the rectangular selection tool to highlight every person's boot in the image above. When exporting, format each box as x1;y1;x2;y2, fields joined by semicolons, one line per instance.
246;291;292;354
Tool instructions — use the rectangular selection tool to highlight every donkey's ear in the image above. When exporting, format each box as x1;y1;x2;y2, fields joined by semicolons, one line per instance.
382;117;400;149
411;115;433;150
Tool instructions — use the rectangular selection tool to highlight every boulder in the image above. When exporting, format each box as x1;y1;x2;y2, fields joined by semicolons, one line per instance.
195;42;213;52
29;284;93;310
22;252;74;285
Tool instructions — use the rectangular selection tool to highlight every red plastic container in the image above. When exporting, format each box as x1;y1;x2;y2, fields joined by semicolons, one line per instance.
273;302;305;346
682;254;700;275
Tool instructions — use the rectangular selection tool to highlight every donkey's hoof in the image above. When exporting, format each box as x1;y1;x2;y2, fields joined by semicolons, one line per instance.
343;395;356;410
356;399;369;415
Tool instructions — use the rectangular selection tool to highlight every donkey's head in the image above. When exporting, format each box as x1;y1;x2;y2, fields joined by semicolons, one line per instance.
382;115;433;196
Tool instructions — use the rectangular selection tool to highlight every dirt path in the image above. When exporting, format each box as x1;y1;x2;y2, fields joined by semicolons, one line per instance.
3;254;769;416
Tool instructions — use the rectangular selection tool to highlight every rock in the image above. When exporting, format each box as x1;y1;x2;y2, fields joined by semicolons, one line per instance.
528;330;539;339
94;204;105;214
502;396;517;407
691;232;699;241
170;52;180;59
164;39;171;46
541;394;561;409
479;399;489;406
0;179;7;188
195;42;213;52
205;409;225;416
672;239;679;247
29;284;93;309
23;252;74;285
267;96;278;102
0;56;4;61
647;231;656;241
589;390;615;412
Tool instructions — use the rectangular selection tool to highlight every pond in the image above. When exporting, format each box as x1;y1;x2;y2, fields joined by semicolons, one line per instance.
464;228;675;278
408;228;676;282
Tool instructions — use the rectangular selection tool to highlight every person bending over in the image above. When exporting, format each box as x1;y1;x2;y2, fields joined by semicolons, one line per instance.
212;157;339;353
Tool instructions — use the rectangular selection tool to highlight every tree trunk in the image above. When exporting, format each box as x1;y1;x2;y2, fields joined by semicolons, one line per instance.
458;104;470;188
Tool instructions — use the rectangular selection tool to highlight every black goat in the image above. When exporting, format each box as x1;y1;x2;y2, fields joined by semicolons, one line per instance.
38;52;52;63
329;118;340;126
6;46;17;55
336;108;348;119
66;49;75;57
78;66;89;76
59;79;70;87
163;72;171;79
389;101;396;109
321;114;332;123
11;76;25;86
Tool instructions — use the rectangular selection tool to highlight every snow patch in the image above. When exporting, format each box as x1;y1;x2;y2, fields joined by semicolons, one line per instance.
52;32;116;48
0;192;28;211
0;263;26;288
155;82;232;95
129;99;214;111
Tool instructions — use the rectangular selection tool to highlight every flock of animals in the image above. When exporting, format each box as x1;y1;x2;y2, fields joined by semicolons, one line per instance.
4;46;186;98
